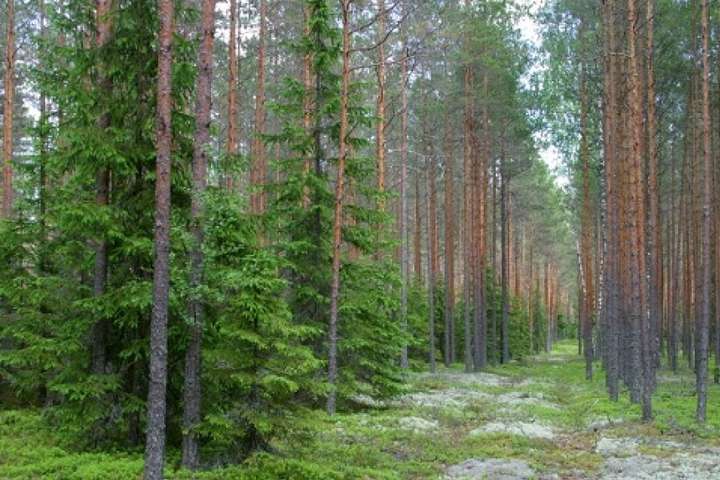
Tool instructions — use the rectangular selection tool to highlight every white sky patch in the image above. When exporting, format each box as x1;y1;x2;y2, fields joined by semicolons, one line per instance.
515;0;569;189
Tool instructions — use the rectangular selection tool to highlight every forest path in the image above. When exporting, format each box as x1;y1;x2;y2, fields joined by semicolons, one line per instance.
318;341;720;479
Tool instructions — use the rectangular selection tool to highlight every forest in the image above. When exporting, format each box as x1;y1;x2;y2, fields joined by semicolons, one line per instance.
1;0;720;478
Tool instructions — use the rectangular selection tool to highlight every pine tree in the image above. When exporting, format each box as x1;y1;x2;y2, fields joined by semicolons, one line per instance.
144;0;175;474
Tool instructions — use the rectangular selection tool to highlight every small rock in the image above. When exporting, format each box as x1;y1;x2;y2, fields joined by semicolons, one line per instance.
469;421;555;440
420;371;514;387
444;458;535;479
595;437;638;457
497;391;560;410
587;416;623;431
397;416;438;432
394;389;490;409
350;394;386;408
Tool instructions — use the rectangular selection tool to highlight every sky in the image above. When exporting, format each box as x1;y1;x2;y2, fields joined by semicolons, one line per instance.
515;0;569;188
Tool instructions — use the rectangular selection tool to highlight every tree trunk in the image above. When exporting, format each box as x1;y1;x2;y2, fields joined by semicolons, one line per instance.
375;0;386;210
327;0;351;415
645;0;661;374
414;172;423;284
1;0;14;218
697;0;711;423
579;49;593;381
399;44;409;370
91;0;113;376
472;73;489;370
399;40;410;370
462;0;474;372
501;170;510;363
427;164;436;373
302;2;313;207
627;0;652;421
226;0;238;190
144;0;174;474
38;0;47;271
251;0;267;214
443;111;455;367
181;0;215;467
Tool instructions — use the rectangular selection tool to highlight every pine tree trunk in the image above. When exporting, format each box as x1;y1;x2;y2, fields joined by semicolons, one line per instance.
226;0;238;190
697;0;711;423
1;0;14;218
38;0;47;271
443;112;455;367
472;74;489;370
251;0;267;214
414;173;423;283
427;164;437;373
501;170;510;363
375;0;385;210
462;0;474;372
181;0;215;466
627;0;652;420
302;2;313;207
645;0;662;373
528;243;534;353
91;0;113;375
399;44;409;370
669;143;679;372
144;0;174;474
579;48;593;380
327;0;351;415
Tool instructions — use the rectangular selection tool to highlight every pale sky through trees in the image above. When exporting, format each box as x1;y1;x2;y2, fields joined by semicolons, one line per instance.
516;0;568;188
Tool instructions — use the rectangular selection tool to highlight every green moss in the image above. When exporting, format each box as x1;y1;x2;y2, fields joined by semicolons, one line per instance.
4;340;720;479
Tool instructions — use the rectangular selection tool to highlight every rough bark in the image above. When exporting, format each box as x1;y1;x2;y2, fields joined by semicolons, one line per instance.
697;0;711;423
472;73;489;370
1;0;14;218
143;0;174;474
501;170;510;363
427;164;437;373
579;50;594;381
327;0;351;415
627;0;652;420
226;0;238;190
399;44;409;369
90;0;114;377
302;2;313;207
443;111;455;367
414;172;423;283
375;0;386;210
645;0;661;373
462;0;474;372
181;0;215;467
251;0;267;214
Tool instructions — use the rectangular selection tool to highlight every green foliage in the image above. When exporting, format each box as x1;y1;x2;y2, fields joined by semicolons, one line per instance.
508;297;532;360
265;0;403;406
198;192;322;459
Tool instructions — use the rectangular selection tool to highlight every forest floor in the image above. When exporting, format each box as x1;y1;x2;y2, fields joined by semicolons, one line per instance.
298;341;720;479
2;341;720;479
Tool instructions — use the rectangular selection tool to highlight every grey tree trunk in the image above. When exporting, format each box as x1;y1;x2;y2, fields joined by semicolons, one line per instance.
1;0;14;218
500;171;510;363
697;0;711;423
143;0;174;475
181;0;216;467
327;0;352;415
91;0;113;375
399;44;409;370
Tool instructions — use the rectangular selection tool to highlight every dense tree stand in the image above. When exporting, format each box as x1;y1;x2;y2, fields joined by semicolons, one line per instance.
0;0;718;477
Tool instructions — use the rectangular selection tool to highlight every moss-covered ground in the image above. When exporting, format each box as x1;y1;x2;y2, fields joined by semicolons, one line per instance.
2;340;720;479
